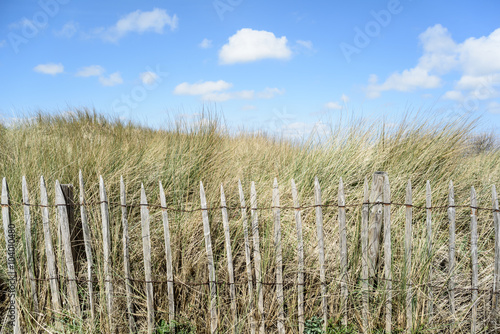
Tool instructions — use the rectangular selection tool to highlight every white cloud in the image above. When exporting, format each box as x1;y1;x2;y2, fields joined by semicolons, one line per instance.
98;8;178;42
33;63;64;75
199;38;212;49
174;80;232;95
487;101;500;114
366;24;500;99
442;90;464;101
219;28;292;64
0;40;6;48
99;72;123;86
325;102;343;110
76;65;105;77
341;94;349;103
55;21;78;38
140;71;160;85
173;80;284;101
367;67;442;98
296;40;313;50
460;28;500;76
456;74;500;90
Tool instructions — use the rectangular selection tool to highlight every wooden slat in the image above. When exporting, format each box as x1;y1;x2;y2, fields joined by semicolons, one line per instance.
448;181;456;318
338;177;348;326
383;174;392;333
40;176;62;313
272;178;285;334
55;180;81;317
291;179;304;334
159;181;175;327
361;178;369;333
99;176;114;333
141;184;155;334
221;184;237;331
2;178;20;333
250;181;265;334
200;181;218;334
405;180;412;334
368;172;384;281
238;180;255;334
314;176;327;333
492;185;500;326
121;177;137;333
78;171;95;321
22;176;39;314
426;181;433;321
470;186;478;333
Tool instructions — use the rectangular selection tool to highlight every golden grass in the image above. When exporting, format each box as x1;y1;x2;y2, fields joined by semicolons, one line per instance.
0;109;499;333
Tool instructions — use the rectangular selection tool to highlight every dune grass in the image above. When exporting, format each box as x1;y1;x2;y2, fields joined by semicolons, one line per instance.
0;109;499;333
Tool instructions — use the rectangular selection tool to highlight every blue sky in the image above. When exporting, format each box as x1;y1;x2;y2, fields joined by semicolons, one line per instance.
1;0;500;136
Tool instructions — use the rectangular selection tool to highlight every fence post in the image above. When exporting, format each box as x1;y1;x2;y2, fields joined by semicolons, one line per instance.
200;181;218;334
361;178;369;334
426;181;433;321
338;178;348;326
79;171;95;321
55;180;81;317
448;181;456;323
60;183;84;275
291;179;304;334
22;176;39;315
383;174;392;333
251;181;265;334
141;184;155;334
121;177;137;333
238;180;255;334
314;177;327;333
272;178;285;334
405;180;413;334
99;176;114;333
159;181;175;328
39;176;62;316
368;172;384;283
470;187;478;333
2;178;20;334
221;184;238;332
492;185;500;327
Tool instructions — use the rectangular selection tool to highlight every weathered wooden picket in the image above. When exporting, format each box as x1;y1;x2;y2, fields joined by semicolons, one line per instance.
0;171;499;333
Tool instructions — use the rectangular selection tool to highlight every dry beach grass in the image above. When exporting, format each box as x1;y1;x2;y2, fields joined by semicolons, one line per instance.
0;110;499;333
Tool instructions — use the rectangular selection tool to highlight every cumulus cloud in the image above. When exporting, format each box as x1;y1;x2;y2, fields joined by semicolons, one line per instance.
76;65;105;77
97;8;178;42
367;67;441;98
199;38;213;49
33;63;64;75
219;28;292;64
99;72;123;86
174;80;232;95
173;80;284;101
140;71;160;85
54;21;78;38
366;24;500;99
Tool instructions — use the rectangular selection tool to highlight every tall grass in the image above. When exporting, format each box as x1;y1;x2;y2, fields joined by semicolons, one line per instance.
0;109;498;333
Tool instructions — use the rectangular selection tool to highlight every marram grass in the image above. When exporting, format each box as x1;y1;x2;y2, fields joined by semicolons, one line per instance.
0;110;498;333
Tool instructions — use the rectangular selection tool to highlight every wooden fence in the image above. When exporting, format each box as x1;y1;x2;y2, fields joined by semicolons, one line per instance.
0;171;499;333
